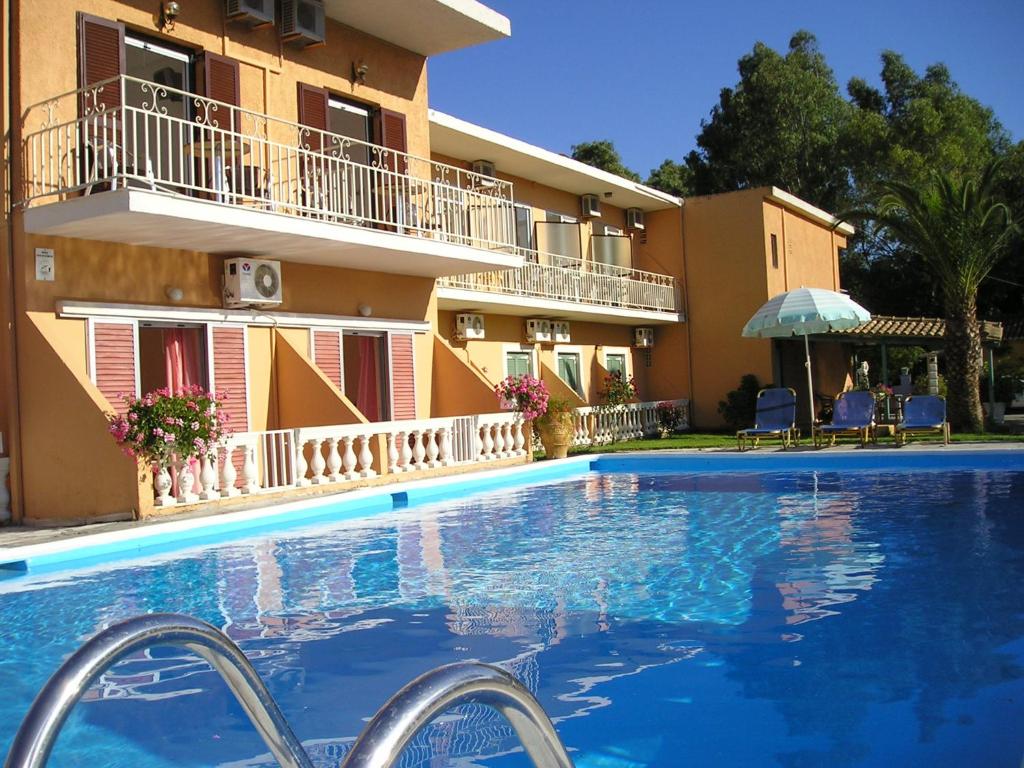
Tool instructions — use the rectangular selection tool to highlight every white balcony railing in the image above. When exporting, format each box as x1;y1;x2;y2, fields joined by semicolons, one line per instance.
21;76;516;254
154;412;527;506
438;249;678;313
572;399;690;446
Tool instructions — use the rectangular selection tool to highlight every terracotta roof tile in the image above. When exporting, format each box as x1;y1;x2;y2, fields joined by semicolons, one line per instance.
823;315;1005;343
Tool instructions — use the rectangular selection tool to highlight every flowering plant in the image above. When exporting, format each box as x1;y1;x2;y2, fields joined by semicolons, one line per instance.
495;374;549;420
599;371;637;408
869;383;893;402
655;401;684;434
534;397;575;428
108;386;230;465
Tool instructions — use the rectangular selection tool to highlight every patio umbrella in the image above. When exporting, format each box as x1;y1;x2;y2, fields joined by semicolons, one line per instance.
742;287;871;425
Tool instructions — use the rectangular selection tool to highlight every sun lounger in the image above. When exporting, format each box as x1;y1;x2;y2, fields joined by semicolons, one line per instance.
895;395;950;446
737;387;797;451
813;390;876;447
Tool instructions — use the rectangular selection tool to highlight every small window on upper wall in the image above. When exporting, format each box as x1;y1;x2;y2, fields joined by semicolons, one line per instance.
770;233;779;269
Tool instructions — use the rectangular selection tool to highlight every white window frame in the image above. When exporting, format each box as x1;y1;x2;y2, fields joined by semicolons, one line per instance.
554;344;585;397
125;35;193;62
602;346;632;380
502;343;539;380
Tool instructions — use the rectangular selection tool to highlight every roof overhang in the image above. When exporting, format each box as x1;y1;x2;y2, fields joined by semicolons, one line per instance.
429;111;681;213
766;187;855;235
437;287;683;325
23;190;524;278
325;0;510;57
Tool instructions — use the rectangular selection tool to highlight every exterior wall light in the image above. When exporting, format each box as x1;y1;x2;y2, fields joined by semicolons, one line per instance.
166;286;185;302
159;1;181;32
358;303;372;317
352;62;369;85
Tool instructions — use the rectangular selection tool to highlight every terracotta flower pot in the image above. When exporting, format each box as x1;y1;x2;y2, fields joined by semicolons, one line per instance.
537;413;574;459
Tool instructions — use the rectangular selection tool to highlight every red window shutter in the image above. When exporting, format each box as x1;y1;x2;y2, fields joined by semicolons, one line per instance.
389;333;416;420
313;330;343;392
77;13;125;111
374;108;407;173
202;52;240;131
211;326;249;432
297;82;329;152
92;322;137;415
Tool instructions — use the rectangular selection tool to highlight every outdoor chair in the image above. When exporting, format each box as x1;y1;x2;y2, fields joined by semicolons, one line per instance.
895;395;950;446
813;390;877;448
736;387;798;451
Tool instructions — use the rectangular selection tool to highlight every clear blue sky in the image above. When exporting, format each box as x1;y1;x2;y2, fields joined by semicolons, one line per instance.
427;0;1024;179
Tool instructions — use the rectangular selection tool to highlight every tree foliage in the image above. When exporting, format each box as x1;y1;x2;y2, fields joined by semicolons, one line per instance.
570;140;641;182
645;159;692;197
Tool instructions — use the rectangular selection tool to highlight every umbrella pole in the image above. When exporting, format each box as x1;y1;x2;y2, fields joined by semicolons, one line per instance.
803;332;815;427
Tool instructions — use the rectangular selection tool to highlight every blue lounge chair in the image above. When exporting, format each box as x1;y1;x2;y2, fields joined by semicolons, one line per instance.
737;388;797;451
813;390;876;448
895;395;950;446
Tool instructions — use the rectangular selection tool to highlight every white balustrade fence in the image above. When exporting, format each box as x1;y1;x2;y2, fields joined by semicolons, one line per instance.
22;76;517;254
571;399;690;447
149;414;527;506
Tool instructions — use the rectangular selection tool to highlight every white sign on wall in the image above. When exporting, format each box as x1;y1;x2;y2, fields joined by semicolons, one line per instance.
35;248;55;282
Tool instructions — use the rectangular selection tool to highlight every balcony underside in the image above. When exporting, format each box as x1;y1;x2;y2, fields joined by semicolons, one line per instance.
437;287;682;325
23;190;524;278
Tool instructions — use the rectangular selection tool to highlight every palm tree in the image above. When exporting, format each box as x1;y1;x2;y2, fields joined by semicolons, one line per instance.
842;161;1018;431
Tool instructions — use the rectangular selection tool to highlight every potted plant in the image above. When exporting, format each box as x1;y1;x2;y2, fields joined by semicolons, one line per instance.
108;385;229;506
534;398;576;459
494;374;549;421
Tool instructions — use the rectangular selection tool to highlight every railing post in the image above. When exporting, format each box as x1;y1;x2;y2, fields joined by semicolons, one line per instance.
199;455;219;500
220;446;240;498
293;433;310;487
341;436;358;480
357;434;376;478
325;437;343;482
241;446;260;494
308;439;327;485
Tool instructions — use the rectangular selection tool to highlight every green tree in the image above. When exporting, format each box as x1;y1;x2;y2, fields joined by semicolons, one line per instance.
645;159;692;197
685;31;853;211
841;161;1019;432
570;140;641;182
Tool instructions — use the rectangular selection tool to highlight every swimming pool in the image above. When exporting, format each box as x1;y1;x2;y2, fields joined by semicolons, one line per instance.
2;453;1023;767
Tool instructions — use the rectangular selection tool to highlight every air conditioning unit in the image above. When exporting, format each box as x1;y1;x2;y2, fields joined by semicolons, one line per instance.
553;321;571;344
224;257;283;308
634;327;654;348
281;0;325;47
455;313;486;340
580;194;601;218
525;318;553;344
471;160;496;178
626;207;645;230
226;0;274;27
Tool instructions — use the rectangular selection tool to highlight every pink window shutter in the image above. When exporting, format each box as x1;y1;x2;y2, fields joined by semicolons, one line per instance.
313;330;343;392
389;333;416;421
211;326;249;432
92;321;137;415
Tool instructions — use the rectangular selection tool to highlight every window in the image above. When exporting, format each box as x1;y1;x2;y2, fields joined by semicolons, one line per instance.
328;97;371;164
514;204;533;251
506;351;533;378
605;353;627;379
770;233;779;269
557;352;583;396
546;211;577;224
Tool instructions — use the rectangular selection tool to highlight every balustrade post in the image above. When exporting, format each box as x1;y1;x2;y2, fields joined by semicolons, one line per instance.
293;435;310;487
358;434;376;478
325;437;343;482
308;438;327;485
481;422;495;460
424;428;440;468
400;430;413;471
198;454;219;500
341;436;358;479
220;446;240;497
437;427;452;466
411;430;427;470
241;446;259;494
387;431;400;474
513;420;525;455
175;458;199;504
473;419;484;461
153;463;175;507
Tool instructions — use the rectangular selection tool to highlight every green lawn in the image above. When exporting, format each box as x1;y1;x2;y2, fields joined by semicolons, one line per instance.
539;429;1024;458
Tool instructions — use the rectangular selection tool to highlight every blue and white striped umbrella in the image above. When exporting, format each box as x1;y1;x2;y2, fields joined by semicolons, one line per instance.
742;287;871;338
742;288;871;424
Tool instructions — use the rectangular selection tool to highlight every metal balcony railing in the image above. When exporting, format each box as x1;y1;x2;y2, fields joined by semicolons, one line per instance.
438;248;679;313
21;76;517;254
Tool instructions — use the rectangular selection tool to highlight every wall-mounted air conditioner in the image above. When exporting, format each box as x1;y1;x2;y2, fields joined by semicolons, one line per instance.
634;327;654;348
471;160;496;178
553;321;571;344
281;0;325;47
226;0;274;27
626;208;645;230
526;318;553;344
455;313;486;340
580;194;600;218
224;257;283;307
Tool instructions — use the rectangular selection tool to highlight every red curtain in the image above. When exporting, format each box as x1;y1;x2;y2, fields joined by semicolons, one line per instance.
164;328;201;394
357;336;380;421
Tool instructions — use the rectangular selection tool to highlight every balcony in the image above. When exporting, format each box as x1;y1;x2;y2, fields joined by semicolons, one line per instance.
437;248;681;324
20;76;522;277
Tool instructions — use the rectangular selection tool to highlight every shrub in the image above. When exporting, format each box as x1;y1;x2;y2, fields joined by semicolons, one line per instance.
718;374;762;431
655;401;684;434
108;386;229;465
495;374;549;420
598;371;637;408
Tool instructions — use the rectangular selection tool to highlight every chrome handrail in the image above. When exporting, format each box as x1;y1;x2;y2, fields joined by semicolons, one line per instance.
341;662;574;768
3;614;315;768
4;615;575;768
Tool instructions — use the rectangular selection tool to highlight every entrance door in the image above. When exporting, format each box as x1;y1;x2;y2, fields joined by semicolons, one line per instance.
342;333;389;422
139;324;207;394
327;98;372;219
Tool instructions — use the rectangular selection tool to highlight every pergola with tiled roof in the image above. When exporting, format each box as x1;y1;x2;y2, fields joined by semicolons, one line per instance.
816;315;1004;347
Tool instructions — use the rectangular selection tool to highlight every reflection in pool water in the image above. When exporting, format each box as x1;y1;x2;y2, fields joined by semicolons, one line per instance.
1;469;1022;767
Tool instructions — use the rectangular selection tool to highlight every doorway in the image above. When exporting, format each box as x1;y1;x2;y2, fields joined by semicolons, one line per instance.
342;332;389;422
139;324;208;395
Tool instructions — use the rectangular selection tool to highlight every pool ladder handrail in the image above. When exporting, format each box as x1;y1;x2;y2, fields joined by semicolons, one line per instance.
3;613;575;768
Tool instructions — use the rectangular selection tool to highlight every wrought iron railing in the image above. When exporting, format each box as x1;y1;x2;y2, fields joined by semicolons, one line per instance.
21;76;517;254
438;247;678;313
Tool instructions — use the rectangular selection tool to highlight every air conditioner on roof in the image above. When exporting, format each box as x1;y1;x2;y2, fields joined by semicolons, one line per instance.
626;208;645;230
634;327;654;348
224;257;283;308
553;321;571;344
526;318;553;344
455;313;486;340
580;194;600;219
281;0;325;47
226;0;274;27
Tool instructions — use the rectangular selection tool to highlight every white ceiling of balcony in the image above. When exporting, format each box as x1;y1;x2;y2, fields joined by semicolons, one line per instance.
24;191;523;279
325;0;510;57
437;288;683;325
429;111;682;213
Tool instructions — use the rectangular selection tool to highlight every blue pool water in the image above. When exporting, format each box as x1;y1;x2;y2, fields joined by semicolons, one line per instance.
2;463;1023;767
